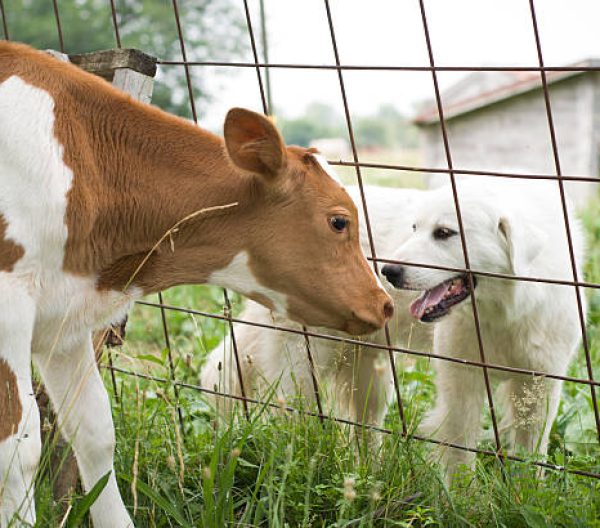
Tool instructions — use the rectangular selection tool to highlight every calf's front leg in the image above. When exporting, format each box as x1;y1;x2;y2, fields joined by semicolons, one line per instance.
0;280;39;527
33;334;133;528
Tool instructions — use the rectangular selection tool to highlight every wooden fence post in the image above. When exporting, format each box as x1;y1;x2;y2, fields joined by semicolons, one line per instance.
69;48;156;102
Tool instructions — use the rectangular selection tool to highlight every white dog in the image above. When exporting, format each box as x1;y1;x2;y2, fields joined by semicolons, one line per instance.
201;185;432;426
381;177;585;479
202;178;585;481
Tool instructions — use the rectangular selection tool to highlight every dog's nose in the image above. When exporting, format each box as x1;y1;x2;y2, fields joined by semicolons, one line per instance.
381;264;404;289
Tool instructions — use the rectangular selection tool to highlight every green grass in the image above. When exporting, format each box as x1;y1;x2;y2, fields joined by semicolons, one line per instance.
35;366;600;527
31;185;600;527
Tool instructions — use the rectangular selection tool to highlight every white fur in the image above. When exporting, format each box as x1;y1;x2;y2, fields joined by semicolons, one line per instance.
393;177;585;481
202;178;585;484
201;186;432;425
0;77;135;527
312;154;343;185
208;251;288;314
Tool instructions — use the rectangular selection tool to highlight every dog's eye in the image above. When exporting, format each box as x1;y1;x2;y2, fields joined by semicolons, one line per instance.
433;227;457;240
412;224;416;232
330;216;349;233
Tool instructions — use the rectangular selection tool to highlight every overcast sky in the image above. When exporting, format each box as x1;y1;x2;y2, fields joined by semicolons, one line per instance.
198;0;600;129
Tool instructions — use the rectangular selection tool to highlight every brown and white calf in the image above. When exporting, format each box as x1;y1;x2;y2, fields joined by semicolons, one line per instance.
0;42;392;527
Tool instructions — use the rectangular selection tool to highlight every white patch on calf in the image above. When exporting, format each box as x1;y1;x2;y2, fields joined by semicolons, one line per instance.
32;276;140;354
0;76;140;347
0;76;73;274
208;251;288;314
0;75;139;525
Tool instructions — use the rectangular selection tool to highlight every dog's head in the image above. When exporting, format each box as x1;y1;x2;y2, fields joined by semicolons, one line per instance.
381;182;546;323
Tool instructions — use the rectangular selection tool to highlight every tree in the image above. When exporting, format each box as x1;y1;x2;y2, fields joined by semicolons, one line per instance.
279;102;418;150
353;116;389;149
3;0;245;118
376;104;419;148
279;102;345;146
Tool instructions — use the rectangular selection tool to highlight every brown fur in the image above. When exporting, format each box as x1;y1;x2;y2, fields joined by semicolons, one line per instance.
0;215;24;272
0;359;22;442
0;41;392;334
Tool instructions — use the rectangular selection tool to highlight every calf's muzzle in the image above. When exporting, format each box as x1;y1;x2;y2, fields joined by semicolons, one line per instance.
345;288;394;335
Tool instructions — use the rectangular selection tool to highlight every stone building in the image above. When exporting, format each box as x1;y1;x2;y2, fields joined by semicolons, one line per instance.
414;61;600;207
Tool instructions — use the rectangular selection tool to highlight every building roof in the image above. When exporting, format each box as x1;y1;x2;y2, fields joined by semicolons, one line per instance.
414;59;600;126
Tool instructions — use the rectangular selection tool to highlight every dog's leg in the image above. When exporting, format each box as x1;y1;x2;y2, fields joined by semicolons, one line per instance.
348;348;391;427
202;338;242;415
420;361;485;484
0;278;39;526
503;375;562;457
350;347;392;453
33;334;133;528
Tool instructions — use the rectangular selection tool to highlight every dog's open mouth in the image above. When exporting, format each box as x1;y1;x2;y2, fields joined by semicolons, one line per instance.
410;275;475;323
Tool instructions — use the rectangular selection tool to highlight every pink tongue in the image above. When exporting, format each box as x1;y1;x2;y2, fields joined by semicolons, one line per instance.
410;282;449;319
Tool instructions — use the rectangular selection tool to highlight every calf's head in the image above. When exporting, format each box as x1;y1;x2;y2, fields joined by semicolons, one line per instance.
214;108;393;335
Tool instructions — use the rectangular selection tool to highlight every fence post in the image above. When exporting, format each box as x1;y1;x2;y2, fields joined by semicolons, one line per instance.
69;48;156;102
37;47;157;506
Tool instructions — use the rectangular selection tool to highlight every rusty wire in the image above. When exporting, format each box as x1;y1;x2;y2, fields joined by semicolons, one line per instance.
328;160;600;184
417;0;504;463
171;0;198;123
323;0;408;436
303;331;325;424
242;1;329;428
223;290;249;419
170;0;252;421
10;0;598;480
104;364;600;480
158;291;184;431
369;256;600;290
51;0;64;53
136;300;600;390
527;0;600;444
242;0;269;114
0;0;8;40
156;59;600;73
108;0;122;48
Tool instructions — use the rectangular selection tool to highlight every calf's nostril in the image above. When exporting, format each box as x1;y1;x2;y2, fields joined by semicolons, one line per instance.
381;264;404;288
383;301;394;320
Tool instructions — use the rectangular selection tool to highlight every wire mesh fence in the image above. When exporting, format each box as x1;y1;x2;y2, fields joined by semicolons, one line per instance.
2;0;600;481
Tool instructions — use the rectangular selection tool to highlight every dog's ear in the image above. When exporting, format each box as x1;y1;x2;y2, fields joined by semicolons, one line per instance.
498;216;547;275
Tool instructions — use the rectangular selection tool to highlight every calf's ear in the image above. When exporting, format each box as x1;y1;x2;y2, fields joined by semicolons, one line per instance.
224;108;287;178
498;215;546;276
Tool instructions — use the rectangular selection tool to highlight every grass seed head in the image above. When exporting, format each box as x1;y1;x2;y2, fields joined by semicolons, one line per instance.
344;488;357;501
276;395;287;409
166;455;176;470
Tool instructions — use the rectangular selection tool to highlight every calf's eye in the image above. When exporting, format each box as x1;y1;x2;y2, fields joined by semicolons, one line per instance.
433;227;458;240
330;216;348;232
